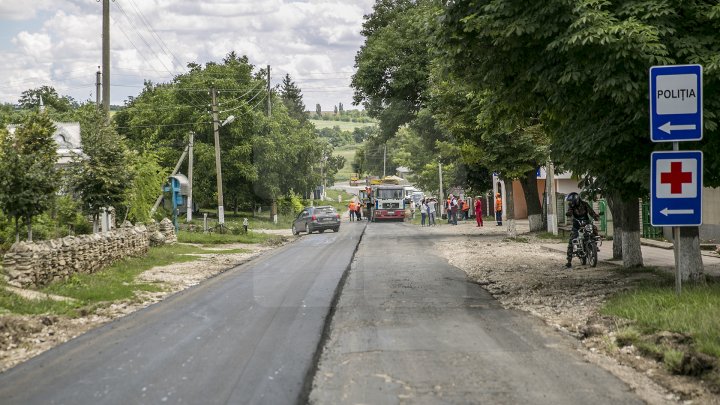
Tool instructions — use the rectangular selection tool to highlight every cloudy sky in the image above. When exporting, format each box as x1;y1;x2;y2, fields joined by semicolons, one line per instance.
0;0;375;111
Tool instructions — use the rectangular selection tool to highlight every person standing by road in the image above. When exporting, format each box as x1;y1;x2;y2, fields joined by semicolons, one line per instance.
348;200;356;222
356;200;362;221
420;198;427;226
462;199;470;220
474;197;483;227
427;198;436;226
495;192;503;226
450;195;459;225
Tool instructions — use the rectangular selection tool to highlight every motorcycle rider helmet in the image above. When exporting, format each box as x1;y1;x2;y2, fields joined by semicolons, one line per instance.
566;192;580;207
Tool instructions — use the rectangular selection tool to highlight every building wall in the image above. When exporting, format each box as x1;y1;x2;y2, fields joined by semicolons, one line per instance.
701;187;720;240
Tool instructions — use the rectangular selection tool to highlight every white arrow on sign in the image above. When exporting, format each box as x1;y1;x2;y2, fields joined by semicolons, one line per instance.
660;207;694;216
659;122;697;134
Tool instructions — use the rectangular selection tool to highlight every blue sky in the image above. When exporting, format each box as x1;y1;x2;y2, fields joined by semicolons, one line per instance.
0;0;374;110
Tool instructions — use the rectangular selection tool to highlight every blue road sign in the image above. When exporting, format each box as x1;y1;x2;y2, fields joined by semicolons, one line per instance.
650;64;702;142
650;151;703;226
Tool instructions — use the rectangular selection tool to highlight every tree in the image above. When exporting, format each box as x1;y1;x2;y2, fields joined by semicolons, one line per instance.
316;104;322;118
124;149;168;223
113;52;328;217
438;0;720;272
0;112;59;241
280;74;306;123
70;110;132;232
19;86;76;113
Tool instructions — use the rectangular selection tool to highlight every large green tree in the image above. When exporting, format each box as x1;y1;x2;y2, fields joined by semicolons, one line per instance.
19;86;77;113
0;112;59;241
70;110;132;231
280;74;306;123
438;0;720;271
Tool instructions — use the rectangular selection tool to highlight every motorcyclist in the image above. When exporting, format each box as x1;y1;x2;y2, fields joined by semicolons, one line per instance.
565;192;599;268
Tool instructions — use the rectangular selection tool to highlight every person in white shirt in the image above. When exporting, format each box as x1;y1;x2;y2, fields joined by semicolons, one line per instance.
427;198;436;226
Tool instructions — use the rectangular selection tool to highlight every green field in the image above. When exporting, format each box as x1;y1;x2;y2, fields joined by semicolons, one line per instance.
333;144;361;182
310;119;376;131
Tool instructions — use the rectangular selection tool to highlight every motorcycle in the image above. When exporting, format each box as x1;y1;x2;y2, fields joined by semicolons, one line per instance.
570;219;602;267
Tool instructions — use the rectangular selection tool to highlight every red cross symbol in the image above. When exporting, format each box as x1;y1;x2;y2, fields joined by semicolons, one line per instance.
660;161;692;194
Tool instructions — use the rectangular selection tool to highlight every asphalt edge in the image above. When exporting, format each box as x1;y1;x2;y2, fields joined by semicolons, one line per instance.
297;222;367;405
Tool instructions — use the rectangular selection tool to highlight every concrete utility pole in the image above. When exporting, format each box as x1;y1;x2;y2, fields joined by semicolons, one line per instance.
438;160;444;218
102;0;110;115
96;67;101;108
211;89;225;227
546;161;557;235
383;144;387;177
187;132;194;222
266;65;271;117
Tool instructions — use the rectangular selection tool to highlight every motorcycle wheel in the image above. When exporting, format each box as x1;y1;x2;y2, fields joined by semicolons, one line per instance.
589;243;598;267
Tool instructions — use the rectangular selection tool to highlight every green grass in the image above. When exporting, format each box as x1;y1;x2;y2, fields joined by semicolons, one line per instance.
602;282;720;358
310;120;376;131
535;231;566;241
177;230;279;245
0;244;242;317
333;143;362;181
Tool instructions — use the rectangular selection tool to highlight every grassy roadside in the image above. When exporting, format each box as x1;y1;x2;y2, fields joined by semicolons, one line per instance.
601;276;720;385
177;230;280;245
0;243;250;317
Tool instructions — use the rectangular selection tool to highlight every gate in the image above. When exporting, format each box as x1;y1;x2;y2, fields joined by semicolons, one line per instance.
641;199;663;239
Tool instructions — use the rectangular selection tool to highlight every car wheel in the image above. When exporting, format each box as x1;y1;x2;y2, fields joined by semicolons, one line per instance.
333;227;339;232
319;229;325;233
305;223;310;234
292;224;299;235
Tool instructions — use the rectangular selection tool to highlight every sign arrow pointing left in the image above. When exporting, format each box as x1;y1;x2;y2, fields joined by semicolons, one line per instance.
660;207;695;216
659;122;697;134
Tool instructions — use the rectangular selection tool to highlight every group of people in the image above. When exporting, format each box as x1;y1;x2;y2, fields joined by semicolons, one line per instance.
442;194;498;227
418;198;438;226
347;199;364;221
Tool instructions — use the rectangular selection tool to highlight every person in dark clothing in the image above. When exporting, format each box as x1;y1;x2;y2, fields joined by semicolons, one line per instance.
565;192;600;268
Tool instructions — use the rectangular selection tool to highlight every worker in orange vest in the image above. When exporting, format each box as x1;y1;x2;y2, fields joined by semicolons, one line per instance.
495;192;502;226
348;200;356;222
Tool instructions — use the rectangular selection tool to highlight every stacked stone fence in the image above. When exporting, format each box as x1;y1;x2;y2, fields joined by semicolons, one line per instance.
2;219;176;289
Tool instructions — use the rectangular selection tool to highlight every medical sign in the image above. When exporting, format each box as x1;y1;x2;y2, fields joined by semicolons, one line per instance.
650;151;702;226
650;65;702;142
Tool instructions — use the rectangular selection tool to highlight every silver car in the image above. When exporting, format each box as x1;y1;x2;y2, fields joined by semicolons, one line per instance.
292;206;340;235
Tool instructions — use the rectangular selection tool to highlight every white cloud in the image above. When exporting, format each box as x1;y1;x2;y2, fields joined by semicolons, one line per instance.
0;0;375;109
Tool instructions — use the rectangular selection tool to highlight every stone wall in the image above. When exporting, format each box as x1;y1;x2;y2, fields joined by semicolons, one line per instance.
1;220;176;289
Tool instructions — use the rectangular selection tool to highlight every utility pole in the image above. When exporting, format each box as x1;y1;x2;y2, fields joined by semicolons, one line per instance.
383;144;387;177
266;65;271;116
546;161;557;235
102;0;110;116
211;89;225;227
187;132;194;222
438;160;444;218
95;67;101;108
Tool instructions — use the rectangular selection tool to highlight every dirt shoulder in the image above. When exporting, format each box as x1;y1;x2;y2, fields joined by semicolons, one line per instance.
429;220;718;405
0;235;292;373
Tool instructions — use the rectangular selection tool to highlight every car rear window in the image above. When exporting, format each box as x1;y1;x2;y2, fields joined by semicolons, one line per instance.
316;207;337;215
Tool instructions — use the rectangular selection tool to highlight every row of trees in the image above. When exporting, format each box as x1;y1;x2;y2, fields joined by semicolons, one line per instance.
0;52;344;245
352;0;720;272
115;52;339;214
0;105;165;244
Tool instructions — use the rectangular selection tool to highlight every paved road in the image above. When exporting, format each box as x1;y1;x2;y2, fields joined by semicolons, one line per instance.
0;223;366;405
311;222;644;404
